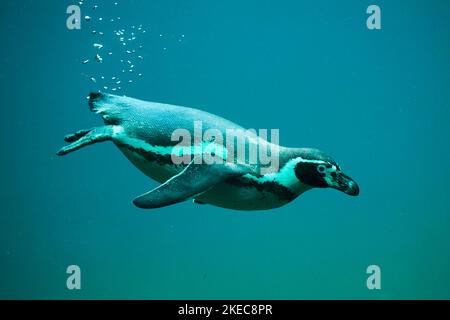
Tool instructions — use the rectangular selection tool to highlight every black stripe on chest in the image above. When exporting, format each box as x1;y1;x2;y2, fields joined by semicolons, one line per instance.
226;176;296;201
115;142;181;167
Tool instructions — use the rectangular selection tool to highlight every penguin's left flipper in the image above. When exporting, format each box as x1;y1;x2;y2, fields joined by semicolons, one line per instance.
133;159;250;209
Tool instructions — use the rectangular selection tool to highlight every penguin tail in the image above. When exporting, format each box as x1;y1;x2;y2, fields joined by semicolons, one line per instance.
88;92;106;112
88;92;124;125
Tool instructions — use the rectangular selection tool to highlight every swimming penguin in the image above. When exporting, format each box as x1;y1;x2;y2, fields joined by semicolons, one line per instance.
57;93;359;210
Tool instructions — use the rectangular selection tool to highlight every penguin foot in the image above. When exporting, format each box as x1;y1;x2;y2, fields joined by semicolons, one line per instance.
57;126;113;156
64;128;94;143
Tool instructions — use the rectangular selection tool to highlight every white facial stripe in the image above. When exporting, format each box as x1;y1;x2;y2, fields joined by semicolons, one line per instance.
244;157;334;191
299;158;340;171
298;159;327;165
244;158;303;192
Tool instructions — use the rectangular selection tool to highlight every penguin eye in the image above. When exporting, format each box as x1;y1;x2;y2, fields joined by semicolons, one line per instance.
317;165;326;173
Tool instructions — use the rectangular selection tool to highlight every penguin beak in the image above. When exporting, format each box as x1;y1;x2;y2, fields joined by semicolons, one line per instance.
332;172;360;196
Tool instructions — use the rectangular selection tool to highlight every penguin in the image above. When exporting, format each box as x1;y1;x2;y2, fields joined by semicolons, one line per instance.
57;92;359;210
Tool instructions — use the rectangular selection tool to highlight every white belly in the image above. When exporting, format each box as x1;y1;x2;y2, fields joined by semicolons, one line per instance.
197;183;291;210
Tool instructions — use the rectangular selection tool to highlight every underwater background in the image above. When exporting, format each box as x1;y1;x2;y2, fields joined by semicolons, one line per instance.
1;0;450;299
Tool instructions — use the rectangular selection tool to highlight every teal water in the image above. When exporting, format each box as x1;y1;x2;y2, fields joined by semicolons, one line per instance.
1;0;450;299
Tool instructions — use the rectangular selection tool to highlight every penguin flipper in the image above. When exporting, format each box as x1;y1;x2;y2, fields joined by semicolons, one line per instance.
133;159;250;209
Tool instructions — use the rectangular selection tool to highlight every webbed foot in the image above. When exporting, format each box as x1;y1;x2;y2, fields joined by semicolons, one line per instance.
57;126;114;156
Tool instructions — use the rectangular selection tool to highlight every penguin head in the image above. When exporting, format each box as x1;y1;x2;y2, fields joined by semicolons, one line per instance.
293;149;359;196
